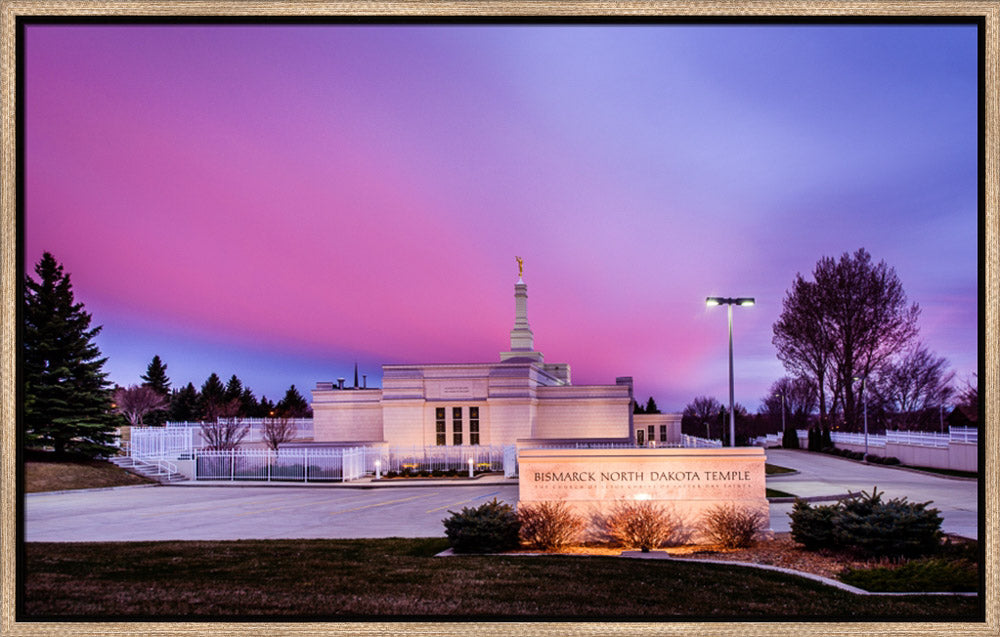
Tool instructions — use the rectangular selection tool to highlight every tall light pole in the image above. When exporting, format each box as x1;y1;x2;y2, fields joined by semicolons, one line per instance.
780;390;786;438
853;375;868;461
706;296;755;447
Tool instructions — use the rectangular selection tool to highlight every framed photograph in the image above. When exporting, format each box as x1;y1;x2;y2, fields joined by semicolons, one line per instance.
2;2;995;635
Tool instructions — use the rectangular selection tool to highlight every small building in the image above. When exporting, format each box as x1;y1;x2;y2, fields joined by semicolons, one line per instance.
310;271;680;448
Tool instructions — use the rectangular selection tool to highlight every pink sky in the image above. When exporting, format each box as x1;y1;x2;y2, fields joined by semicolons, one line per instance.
24;24;979;410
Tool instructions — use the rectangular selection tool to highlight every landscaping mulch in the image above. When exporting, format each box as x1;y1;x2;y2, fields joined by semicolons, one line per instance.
531;533;977;582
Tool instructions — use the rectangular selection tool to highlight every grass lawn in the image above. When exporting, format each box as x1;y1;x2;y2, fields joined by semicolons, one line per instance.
25;450;155;493
23;539;980;620
764;463;796;475
766;488;796;498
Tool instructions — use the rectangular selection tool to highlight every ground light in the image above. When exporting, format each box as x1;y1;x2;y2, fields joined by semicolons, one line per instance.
706;296;755;447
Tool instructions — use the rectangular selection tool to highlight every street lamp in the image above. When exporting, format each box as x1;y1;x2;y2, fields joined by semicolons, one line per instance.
853;375;869;461
779;390;786;438
706;296;755;447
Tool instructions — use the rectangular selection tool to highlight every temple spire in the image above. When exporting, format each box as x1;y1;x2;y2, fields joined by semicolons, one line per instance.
500;258;543;363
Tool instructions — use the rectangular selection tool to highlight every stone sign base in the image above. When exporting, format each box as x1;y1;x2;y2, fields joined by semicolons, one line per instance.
518;447;769;544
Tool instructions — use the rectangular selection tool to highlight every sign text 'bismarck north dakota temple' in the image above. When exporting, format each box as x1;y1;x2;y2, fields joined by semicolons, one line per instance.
518;447;770;542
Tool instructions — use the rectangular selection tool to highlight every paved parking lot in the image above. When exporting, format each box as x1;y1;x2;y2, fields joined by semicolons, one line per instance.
25;450;979;541
25;482;521;541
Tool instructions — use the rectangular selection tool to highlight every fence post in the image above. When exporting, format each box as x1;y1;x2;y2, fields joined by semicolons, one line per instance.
230;448;235;481
267;449;272;482
304;447;309;483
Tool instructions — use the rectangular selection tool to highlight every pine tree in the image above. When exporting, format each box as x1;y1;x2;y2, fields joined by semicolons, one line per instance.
169;382;200;422
198;373;226;422
239;387;259;417
276;384;310;418
224;374;243;403
140;355;171;425
140;355;171;396
258;395;275;419
24;252;118;457
644;397;661;414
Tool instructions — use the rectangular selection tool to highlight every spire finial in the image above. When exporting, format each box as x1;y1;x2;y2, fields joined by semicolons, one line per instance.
515;256;524;279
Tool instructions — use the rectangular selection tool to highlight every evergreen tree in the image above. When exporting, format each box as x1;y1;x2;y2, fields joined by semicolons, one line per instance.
140;355;171;425
257;395;275;419
224;374;243;403
140;355;171;396
24;252;118;457
169;382;200;423
239;387;259;417
633;400;645;414
644;397;661;414
276;384;310;418
198;373;226;421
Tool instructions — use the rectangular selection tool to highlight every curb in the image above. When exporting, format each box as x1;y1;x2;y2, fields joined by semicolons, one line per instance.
435;548;976;597
768;492;858;504
25;483;162;497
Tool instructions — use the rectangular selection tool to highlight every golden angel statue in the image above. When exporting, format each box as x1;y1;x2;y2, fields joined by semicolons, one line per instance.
515;256;524;278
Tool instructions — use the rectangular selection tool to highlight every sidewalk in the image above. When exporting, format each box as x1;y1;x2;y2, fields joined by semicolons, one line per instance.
763;448;978;539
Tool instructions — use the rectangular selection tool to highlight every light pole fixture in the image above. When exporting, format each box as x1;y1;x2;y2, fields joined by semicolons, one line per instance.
706;296;755;447
853;375;869;461
780;390;786;437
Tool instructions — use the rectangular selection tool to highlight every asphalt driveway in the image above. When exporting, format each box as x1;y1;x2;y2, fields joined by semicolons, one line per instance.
24;449;979;541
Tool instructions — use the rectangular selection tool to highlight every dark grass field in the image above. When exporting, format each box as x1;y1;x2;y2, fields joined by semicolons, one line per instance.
22;538;981;621
25;450;155;493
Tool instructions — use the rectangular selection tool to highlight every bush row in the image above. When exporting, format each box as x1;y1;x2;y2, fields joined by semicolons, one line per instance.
789;487;942;558
443;499;767;554
821;446;901;464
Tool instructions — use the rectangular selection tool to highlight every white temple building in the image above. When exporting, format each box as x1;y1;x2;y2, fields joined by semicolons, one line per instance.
310;266;680;448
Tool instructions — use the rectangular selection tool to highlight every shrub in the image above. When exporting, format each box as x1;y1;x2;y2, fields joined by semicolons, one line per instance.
882;456;901;465
839;557;977;592
781;427;799;449
442;498;521;554
518;501;585;551
604;500;680;552
834;488;942;558
789;488;943;558
431;469;443;477
788;499;839;550
702;504;767;548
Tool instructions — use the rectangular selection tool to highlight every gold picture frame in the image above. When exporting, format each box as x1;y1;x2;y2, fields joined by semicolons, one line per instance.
2;2;996;635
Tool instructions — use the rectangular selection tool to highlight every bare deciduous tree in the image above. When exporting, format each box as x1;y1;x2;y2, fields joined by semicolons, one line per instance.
682;396;724;439
262;413;298;451
875;343;954;430
113;385;169;427
760;376;818;430
773;249;920;431
199;399;248;451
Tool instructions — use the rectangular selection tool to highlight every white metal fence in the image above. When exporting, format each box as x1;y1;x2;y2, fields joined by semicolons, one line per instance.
680;434;723;448
131;427;194;458
948;426;978;444
165;419;315;444
195;447;365;482
363;445;507;475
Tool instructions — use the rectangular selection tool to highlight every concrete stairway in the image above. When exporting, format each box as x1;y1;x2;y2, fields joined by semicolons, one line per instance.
109;456;187;483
